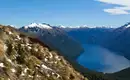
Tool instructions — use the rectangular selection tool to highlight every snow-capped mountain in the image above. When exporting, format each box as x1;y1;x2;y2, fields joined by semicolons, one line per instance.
24;23;53;29
19;23;84;60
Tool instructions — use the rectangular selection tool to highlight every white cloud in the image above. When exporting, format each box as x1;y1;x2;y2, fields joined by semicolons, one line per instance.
104;7;130;15
96;0;130;15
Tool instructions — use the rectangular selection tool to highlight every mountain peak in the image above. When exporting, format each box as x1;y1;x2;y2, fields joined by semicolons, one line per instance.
24;23;52;29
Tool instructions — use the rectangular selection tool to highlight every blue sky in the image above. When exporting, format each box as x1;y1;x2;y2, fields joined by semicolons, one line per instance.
0;0;130;27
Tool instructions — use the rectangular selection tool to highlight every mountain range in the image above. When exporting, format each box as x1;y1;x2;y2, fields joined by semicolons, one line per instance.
0;22;130;80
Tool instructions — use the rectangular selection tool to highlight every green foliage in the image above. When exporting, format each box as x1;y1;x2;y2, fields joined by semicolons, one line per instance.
0;77;4;80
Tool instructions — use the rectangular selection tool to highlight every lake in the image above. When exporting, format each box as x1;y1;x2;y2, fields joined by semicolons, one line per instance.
77;44;130;73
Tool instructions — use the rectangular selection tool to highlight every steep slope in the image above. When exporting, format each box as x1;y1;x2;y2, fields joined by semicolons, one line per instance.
105;22;130;60
19;23;84;60
0;25;87;80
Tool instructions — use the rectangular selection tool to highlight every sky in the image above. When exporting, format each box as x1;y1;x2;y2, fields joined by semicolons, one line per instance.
0;0;130;28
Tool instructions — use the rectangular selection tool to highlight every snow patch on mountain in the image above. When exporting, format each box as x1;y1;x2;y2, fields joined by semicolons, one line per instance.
125;24;130;28
122;22;130;28
58;25;89;28
9;25;16;27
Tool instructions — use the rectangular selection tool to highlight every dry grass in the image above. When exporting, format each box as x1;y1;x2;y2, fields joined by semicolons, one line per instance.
0;40;4;57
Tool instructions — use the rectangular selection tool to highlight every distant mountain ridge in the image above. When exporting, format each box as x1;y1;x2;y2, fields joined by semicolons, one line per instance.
62;22;130;61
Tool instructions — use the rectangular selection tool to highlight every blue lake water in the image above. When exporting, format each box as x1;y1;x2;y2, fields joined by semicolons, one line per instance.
77;44;130;73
